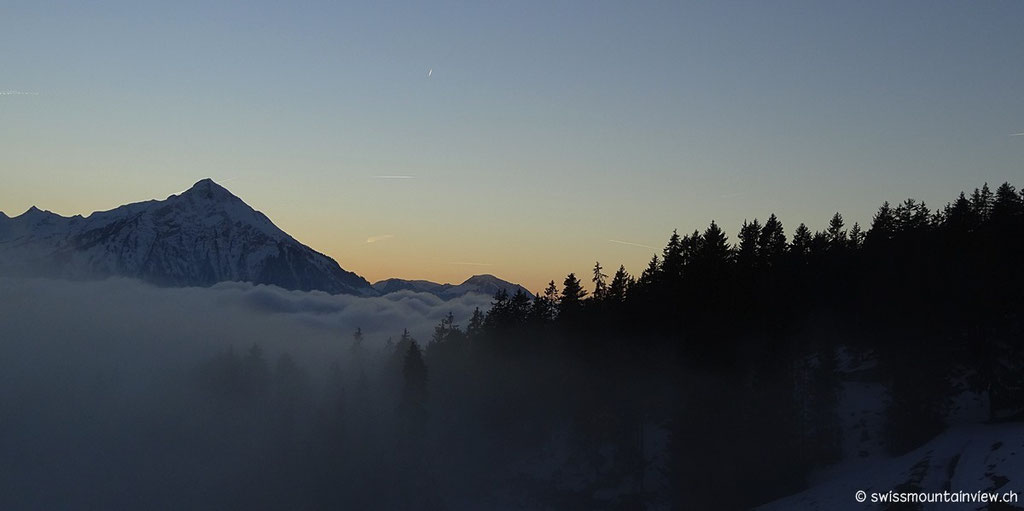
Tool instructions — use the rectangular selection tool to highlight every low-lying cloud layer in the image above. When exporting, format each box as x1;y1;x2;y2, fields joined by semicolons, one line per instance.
0;276;491;376
0;277;499;509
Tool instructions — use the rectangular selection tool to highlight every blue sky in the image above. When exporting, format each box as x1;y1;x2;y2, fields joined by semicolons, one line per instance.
2;0;1022;289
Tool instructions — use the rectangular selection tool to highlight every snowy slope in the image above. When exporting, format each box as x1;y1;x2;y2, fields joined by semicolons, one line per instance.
758;423;1024;510
0;179;375;295
759;347;1022;510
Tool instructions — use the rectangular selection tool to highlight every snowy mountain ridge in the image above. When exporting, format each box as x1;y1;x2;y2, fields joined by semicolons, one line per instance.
0;179;532;299
0;179;374;295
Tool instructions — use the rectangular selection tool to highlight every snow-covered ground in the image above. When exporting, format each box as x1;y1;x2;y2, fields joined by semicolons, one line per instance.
761;347;1022;510
758;423;1024;510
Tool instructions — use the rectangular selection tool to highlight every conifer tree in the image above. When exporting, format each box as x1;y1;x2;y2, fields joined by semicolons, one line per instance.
544;279;559;303
484;289;511;330
543;280;561;319
350;327;365;358
970;183;994;221
466;308;484;339
848;222;865;249
867;201;897;243
529;281;559;322
944;192;977;232
737;219;762;270
636;255;661;289
791;223;812;258
825;212;847;249
347;327;366;381
696;221;731;269
894;199;930;233
992;182;1022;223
559;273;588;316
661;230;685;282
607;265;631;303
681;230;702;268
809;231;829;257
508;289;532;324
758;214;787;263
401;340;428;418
591;261;608;301
431;312;457;345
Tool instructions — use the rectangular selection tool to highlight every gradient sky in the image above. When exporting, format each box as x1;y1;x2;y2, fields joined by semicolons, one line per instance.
2;1;1023;292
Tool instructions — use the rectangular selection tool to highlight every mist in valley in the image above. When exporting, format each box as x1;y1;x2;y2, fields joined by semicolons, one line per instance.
0;277;529;510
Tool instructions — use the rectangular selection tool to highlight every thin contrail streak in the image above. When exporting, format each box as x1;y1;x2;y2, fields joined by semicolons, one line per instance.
366;234;394;244
0;90;39;96
608;239;654;249
1010;132;1024;137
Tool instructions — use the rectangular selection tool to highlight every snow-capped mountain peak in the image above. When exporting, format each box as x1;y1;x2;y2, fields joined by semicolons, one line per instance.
180;177;233;201
0;179;374;295
19;206;60;221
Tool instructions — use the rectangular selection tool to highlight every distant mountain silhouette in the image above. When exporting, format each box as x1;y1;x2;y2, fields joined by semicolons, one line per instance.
372;274;533;299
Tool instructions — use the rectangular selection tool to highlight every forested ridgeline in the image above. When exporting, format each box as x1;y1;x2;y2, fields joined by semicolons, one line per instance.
196;182;1024;510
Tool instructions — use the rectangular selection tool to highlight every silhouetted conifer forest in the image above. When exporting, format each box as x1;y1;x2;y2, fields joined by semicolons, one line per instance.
193;182;1024;509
